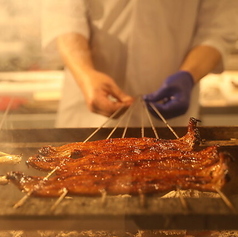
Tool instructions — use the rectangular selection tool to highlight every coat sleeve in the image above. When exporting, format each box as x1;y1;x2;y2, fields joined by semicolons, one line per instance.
191;0;238;72
41;0;89;54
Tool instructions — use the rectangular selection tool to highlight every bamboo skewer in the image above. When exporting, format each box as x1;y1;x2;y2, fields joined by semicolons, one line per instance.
83;106;126;143
100;189;107;206
142;98;159;139
13;167;59;209
216;188;237;214
122;97;139;138
50;188;68;211
148;102;179;139
176;187;189;213
0;97;14;129
138;189;146;207
13;190;34;209
105;98;138;139
139;97;145;138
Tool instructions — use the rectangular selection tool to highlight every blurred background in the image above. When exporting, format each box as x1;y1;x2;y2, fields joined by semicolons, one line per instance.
0;0;62;71
0;0;64;129
0;0;238;128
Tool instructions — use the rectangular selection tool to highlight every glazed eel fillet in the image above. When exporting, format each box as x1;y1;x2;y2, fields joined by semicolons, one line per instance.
7;118;229;197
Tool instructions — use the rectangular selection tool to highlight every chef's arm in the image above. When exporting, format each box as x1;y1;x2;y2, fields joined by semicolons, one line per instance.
57;33;94;81
179;45;222;83
57;32;133;117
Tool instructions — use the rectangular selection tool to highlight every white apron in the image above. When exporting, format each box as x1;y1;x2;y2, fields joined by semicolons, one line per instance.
42;0;238;128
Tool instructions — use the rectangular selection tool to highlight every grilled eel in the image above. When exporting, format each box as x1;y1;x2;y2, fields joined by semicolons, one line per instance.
6;118;229;197
25;117;201;172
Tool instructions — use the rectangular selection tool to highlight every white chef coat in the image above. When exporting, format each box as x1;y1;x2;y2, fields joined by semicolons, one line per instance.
42;0;237;128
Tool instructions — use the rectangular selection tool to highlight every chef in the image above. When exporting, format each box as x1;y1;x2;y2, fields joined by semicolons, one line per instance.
42;0;237;128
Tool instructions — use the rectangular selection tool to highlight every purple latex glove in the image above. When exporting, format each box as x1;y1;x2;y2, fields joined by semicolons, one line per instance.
143;71;194;119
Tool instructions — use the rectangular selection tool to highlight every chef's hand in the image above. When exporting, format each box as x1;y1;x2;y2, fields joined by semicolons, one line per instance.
143;71;194;119
80;70;133;117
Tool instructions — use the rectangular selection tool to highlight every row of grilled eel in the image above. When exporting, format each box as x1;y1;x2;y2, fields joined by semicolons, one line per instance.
6;118;229;197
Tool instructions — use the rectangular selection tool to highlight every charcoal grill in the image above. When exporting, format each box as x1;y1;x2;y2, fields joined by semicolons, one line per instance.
0;97;238;232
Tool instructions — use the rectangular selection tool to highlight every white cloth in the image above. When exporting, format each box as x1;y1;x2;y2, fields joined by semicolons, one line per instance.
42;0;238;128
